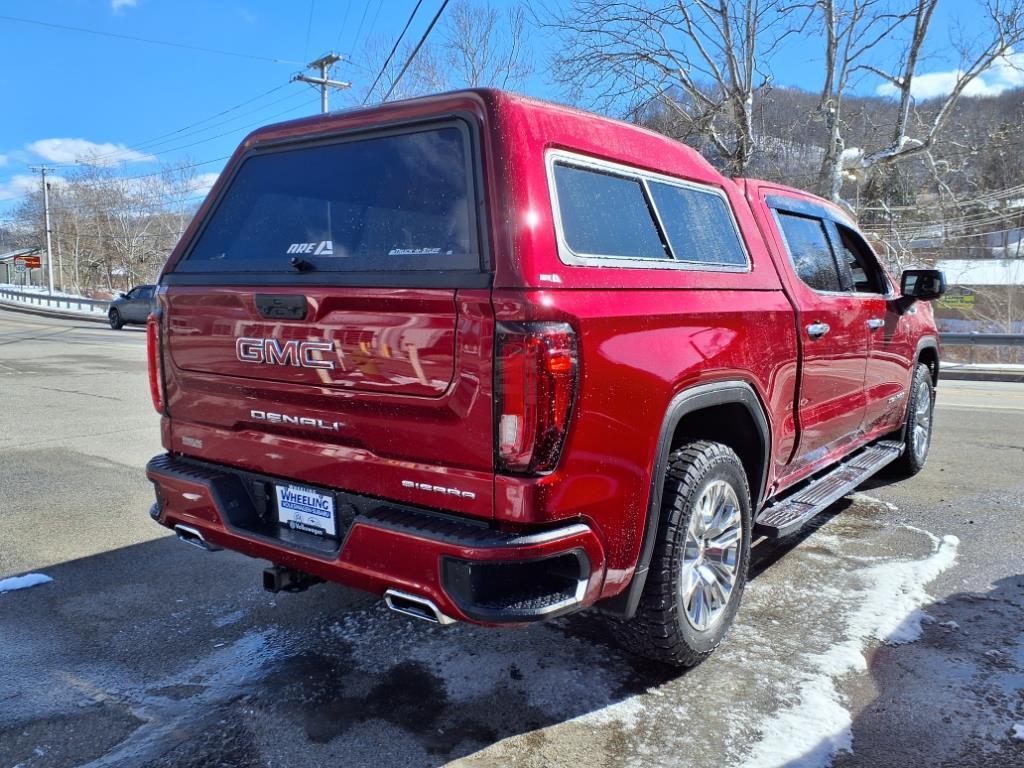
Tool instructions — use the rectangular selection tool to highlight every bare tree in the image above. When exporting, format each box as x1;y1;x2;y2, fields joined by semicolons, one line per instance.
797;0;917;201
10;158;205;294
359;0;534;104
808;0;1024;202
538;0;788;175
444;2;533;88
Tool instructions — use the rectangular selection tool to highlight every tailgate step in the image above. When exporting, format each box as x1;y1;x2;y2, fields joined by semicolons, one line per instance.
755;440;903;538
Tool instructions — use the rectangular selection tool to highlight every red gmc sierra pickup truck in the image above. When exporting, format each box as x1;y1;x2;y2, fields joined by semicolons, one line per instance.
145;89;946;666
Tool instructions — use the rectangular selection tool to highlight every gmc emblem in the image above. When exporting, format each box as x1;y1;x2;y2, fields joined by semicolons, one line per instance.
236;337;335;370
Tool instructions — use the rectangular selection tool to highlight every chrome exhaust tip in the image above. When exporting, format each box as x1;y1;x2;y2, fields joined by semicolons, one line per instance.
384;588;456;625
174;524;222;552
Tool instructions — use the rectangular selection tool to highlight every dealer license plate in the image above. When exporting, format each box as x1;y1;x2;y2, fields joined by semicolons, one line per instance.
275;483;336;537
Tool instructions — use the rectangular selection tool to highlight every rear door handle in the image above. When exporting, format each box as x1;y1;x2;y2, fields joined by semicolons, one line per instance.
806;322;830;339
867;317;884;330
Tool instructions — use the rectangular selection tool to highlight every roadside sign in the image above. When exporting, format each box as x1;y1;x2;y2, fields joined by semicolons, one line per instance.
14;256;41;270
14;261;26;273
937;286;976;310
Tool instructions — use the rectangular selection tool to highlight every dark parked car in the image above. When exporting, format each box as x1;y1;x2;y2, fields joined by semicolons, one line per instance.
108;285;155;329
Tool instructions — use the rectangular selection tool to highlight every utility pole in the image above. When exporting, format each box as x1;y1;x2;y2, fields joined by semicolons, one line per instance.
30;166;55;294
292;53;350;114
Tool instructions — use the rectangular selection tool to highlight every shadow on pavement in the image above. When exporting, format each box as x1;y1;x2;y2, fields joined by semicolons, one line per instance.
0;535;685;768
833;573;1024;768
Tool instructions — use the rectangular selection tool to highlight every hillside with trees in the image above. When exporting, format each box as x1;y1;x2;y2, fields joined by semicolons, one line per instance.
2;0;1021;337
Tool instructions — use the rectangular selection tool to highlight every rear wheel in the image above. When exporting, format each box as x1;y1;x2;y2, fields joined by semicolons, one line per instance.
892;363;934;477
108;308;124;330
608;440;751;667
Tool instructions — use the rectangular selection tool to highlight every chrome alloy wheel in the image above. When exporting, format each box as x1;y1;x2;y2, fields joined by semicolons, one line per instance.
680;480;743;632
912;378;933;462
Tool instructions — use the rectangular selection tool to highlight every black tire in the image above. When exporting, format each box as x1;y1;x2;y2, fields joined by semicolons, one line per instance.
892;363;934;477
608;440;752;667
108;309;124;330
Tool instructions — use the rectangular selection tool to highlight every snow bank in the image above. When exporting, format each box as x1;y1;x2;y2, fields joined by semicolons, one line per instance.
0;283;90;300
0;573;53;593
738;530;959;768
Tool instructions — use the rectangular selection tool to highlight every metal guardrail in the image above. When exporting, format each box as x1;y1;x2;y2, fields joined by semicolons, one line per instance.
940;333;1024;347
0;287;110;315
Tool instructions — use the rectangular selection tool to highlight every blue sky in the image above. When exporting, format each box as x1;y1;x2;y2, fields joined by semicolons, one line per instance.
0;1;1018;216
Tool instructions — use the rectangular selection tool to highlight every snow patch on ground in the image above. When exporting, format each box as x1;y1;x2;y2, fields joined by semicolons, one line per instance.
0;282;88;299
213;609;246;628
849;492;899;512
1012;722;1024;741
0;573;53;594
737;530;959;768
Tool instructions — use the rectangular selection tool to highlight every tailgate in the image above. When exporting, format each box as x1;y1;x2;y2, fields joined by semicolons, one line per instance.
167;287;458;397
157;116;496;518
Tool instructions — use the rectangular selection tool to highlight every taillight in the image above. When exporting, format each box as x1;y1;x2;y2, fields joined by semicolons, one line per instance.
146;312;165;414
495;322;578;474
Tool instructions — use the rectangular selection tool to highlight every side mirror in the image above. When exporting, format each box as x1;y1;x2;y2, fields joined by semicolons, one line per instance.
118;292;128;299
900;269;946;301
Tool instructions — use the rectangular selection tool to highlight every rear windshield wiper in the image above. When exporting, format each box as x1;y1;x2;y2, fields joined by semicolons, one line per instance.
289;256;316;273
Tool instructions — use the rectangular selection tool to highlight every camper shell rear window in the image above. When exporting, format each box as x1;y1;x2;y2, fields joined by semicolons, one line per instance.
174;119;485;277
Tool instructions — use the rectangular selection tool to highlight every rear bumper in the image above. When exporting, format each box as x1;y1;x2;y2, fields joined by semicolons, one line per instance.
146;453;606;624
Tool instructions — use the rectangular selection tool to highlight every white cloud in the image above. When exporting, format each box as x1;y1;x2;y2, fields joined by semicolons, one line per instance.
0;154;7;167
188;172;221;197
877;49;1024;99
112;0;138;10
0;173;67;203
26;138;155;166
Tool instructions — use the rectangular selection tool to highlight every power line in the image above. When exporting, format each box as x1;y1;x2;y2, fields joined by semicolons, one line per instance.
364;0;425;103
861;209;1024;235
350;3;373;54
0;13;302;65
864;225;1023;243
382;0;451;103
334;0;354;49
108;100;310;157
363;1;386;47
102;90;309;158
0;83;295;180
116;83;292;151
0;156;232;204
17;88;306;171
302;0;316;59
877;184;1024;210
0;95;309;193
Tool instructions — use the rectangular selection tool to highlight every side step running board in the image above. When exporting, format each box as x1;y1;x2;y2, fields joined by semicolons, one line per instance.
754;440;903;538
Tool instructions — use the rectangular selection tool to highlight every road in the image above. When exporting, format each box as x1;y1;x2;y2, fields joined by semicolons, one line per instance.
1;308;1022;768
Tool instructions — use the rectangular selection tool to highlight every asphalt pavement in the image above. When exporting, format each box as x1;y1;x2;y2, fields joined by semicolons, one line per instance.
1;308;1022;768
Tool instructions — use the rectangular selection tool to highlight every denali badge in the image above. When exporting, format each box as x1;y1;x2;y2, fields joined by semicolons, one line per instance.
236;337;335;370
401;480;476;500
251;410;343;431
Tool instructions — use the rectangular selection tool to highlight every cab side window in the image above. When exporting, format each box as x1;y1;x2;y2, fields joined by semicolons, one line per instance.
549;155;751;270
834;223;887;294
553;164;670;260
775;212;842;293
